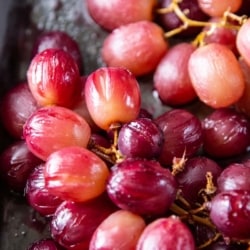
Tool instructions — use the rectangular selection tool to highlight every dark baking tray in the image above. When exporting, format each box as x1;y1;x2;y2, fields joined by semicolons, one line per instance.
1;1;247;249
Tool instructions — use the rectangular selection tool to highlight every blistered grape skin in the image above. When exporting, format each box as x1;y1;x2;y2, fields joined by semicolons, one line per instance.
23;106;91;161
117;118;164;159
84;67;141;131
188;43;245;108
25;164;63;217
153;42;197;106
101;21;168;76
86;0;157;31
44;146;110;202
155;109;203;166
217;163;250;192
0;140;42;192
202;108;250;158
89;210;146;250
27;48;81;108
31;30;83;73
0;82;40;139
50;195;117;250
136;216;196;250
106;158;177;217
209;190;250;240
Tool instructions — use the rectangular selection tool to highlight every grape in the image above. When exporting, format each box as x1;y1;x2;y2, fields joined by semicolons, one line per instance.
188;43;245;108
106;158;177;217
197;0;243;17
0;82;39;139
101;21;168;76
50;194;117;250
237;18;250;68
23;106;91;161
157;0;209;37
44;146;110;202
27;48;81;108
136;216;196;250
86;0;157;31
31;30;83;73
89;210;146;250
175;156;222;204
202;108;250;158
27;238;65;250
0;140;42;192
25;164;63;217
117;118;164;159
154;109;203;166
209;190;250;240
217;162;250;192
153;42;197;106
84;67;141;130
235;58;250;117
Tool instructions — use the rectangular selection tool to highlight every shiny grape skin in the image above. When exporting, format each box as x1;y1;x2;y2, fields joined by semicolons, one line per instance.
0;82;39;139
31;30;83;73
217;162;250;192
117;118;164;159
25;164;63;217
202;108;250;158
175;156;222;204
50;194;117;250
0;140;42;192
155;109;203;166
209;190;250;240
136;216;196;250
106;158;177;217
23;106;91;161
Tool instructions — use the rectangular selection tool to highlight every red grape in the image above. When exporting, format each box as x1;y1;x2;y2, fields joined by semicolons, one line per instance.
136;216;196;250
188;43;245;108
117;118;164;159
89;210;146;250
106;158;177;217
209;190;250;240
84;67;141;130
0;140;42;192
101;21;168;76
0;82;39;139
44;146;110;202
202;108;250;158
27;238;65;250
27;48;81;108
197;0;242;17
50;194;117;249
31;30;83;73
23;106;91;161
86;0;157;31
25;164;63;217
155;109;203;166
153;42;197;106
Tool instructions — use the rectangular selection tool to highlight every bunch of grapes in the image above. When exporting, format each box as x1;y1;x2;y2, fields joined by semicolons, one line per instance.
1;0;250;249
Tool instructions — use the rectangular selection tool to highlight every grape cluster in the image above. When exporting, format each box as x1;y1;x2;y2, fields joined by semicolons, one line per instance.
1;0;250;249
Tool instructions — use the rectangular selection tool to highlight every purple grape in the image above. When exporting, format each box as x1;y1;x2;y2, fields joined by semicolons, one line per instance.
106;158;177;217
202;108;250;158
157;0;209;37
154;109;203;166
209;190;250;240
175;156;222;204
50;194;117;249
117;118;164;159
27;238;65;250
0;140;42;192
25;164;63;217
